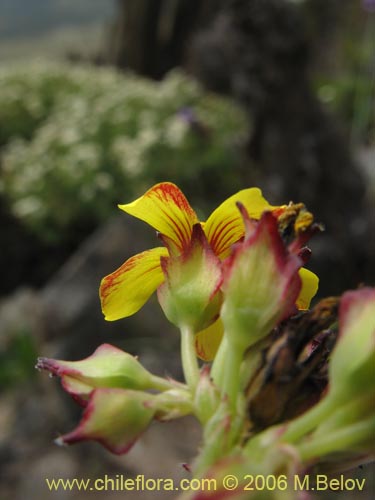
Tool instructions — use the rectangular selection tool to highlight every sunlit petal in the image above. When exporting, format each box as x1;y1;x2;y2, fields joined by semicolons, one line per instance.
195;318;224;362
204;188;277;259
119;182;198;252
296;268;319;310
100;247;168;321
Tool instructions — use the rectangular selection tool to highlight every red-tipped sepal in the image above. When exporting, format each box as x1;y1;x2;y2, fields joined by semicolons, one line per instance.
56;388;155;454
157;223;223;332
221;211;302;351
329;287;375;399
36;344;165;406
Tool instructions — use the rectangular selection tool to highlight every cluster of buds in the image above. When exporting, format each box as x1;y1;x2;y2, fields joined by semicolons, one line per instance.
37;183;374;499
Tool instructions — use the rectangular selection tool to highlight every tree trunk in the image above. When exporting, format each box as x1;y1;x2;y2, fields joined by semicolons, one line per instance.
190;0;374;295
109;0;212;78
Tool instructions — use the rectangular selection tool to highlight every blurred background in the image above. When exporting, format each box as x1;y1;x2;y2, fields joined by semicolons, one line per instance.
0;1;374;499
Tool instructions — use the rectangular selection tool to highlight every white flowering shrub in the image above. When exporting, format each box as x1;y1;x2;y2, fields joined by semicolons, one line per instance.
0;61;247;241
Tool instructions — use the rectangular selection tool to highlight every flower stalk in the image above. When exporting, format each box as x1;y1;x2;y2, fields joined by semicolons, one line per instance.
216;337;244;412
297;416;375;462
180;325;200;392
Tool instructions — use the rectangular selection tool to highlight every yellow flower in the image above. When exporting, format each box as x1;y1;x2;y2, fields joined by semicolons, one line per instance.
100;183;318;360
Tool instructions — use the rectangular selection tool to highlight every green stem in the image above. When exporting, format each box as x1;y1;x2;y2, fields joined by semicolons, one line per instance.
297;415;375;462
210;334;229;388
221;343;243;411
149;374;186;392
211;335;243;411
192;399;238;476
281;396;336;444
156;388;194;417
239;341;264;391
193;434;226;477
180;325;200;392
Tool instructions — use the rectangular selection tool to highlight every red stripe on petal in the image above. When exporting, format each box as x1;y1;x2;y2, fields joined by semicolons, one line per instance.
100;248;168;320
120;183;198;251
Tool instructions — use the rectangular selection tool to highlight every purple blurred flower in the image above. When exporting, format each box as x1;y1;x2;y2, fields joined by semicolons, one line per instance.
363;0;375;12
178;107;198;125
178;107;210;139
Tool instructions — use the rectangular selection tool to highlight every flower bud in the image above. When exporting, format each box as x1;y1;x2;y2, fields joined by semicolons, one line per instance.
280;288;375;458
57;388;155;454
329;287;375;400
36;343;166;405
221;211;302;352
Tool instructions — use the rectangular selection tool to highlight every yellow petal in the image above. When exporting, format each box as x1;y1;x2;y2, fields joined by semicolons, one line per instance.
119;183;198;252
195;318;224;361
296;268;319;310
100;247;168;321
204;188;276;259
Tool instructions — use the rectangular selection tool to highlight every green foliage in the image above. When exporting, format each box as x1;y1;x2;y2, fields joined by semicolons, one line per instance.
0;329;38;388
314;10;375;145
0;61;247;242
316;74;374;143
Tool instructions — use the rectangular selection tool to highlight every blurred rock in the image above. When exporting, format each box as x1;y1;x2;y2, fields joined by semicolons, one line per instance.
0;287;44;349
17;450;79;500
